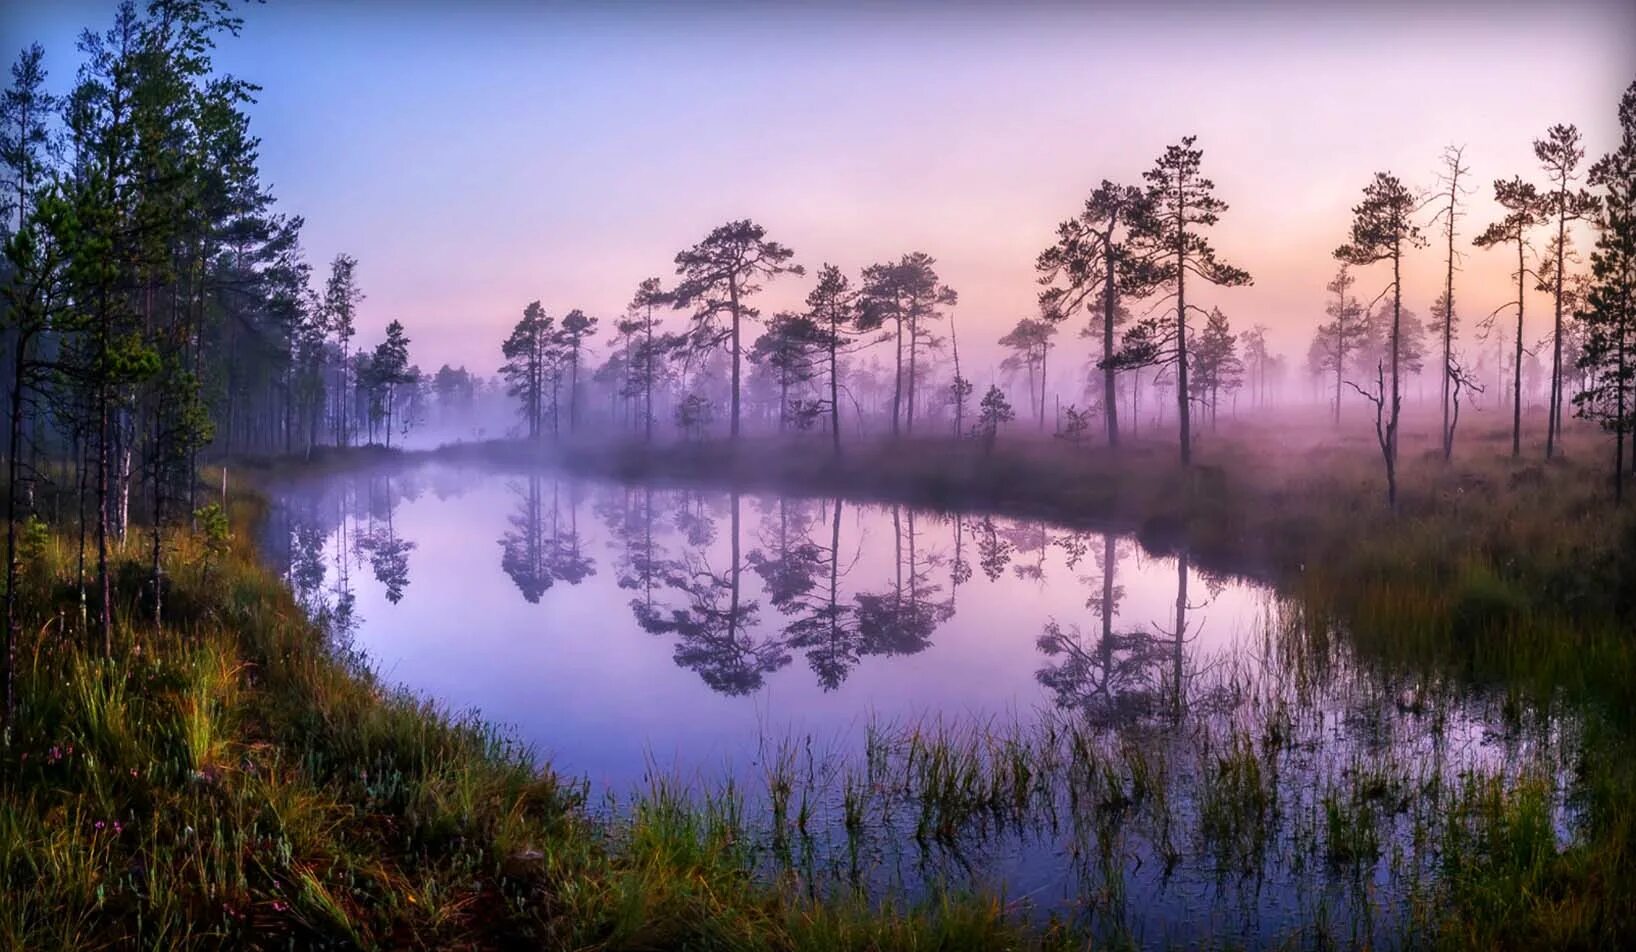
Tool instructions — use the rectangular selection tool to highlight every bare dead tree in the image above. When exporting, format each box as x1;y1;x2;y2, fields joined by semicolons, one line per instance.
1347;360;1396;507
1425;145;1472;460
1447;352;1486;457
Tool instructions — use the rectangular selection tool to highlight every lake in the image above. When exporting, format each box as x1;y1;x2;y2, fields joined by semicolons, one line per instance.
257;460;1579;947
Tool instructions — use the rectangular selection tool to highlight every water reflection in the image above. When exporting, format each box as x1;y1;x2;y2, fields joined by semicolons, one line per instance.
256;461;1581;945
499;475;596;602
1036;533;1171;727
258;466;1293;707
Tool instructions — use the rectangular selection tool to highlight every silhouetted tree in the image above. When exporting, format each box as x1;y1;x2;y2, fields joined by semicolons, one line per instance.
1239;323;1272;408
998;316;1057;429
1037;181;1155;446
1191;307;1241;428
976;384;1014;454
1313;265;1367;424
1575;81;1636;502
369;320;411;447
748;312;821;432
804;263;860;453
1336;172;1426;508
671;220;802;441
1428;145;1472;459
946;308;973;438
1534;124;1602;458
859;252;957;437
1129;137;1252;464
500;301;553;439
323;253;362;446
1475;177;1546;457
626;277;668;442
557;308;598;433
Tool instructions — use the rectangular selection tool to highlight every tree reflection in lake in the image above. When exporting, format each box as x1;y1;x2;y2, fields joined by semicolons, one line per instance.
782;498;862;690
257;463;1580;944
1036;533;1170;727
358;475;416;603
854;506;948;659
499;475;597;602
634;491;784;695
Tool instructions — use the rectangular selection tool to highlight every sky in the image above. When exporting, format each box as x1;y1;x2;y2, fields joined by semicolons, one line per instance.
4;0;1634;387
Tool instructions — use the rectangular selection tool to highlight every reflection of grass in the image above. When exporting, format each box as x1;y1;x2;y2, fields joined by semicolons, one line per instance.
1199;732;1271;873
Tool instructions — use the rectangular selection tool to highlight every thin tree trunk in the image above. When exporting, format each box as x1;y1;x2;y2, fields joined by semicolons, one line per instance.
1513;238;1526;458
1388;246;1402;509
2;335;27;725
1548;209;1567;460
1103;231;1120;446
891;316;903;439
729;279;742;441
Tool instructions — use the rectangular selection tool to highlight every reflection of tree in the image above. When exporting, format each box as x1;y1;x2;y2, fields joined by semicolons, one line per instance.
999;519;1051;582
498;476;597;603
781;498;862;690
636;492;785;695
289;522;327;604
748;498;822;607
1036;533;1168;727
948;515;971;611
855;507;948;658
552;481;596;585
972;516;1013;581
674;491;717;547
1172;551;1187;720
598;485;668;616
356;475;415;603
499;476;553;603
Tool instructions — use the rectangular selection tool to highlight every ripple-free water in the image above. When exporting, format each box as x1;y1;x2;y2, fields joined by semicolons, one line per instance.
258;461;1579;947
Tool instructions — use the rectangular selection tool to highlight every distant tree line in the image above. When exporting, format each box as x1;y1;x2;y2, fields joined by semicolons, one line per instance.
484;88;1635;508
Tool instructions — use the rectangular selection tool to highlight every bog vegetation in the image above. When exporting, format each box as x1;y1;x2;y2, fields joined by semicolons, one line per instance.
1;2;1633;949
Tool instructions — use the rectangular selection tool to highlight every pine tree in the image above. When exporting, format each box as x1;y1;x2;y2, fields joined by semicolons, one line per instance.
1575;82;1636;502
1475;177;1546;457
500;301;553;439
858;252;957;438
671;220;801;441
323;253;363;447
1336;172;1426;509
1037;181;1155;447
1534;124;1602;458
557;308;597;433
804;263;860;454
371;320;411;447
1427;145;1473;459
1128;137;1251;465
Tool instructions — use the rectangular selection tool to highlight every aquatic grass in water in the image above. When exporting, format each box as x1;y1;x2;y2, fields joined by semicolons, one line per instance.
4;435;1633;948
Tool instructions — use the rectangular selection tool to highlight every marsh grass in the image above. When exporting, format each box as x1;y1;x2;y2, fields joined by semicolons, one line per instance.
1;498;1075;949
4;415;1634;948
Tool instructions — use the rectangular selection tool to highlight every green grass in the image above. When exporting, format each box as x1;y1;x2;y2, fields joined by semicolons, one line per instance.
3;414;1635;948
0;497;1074;949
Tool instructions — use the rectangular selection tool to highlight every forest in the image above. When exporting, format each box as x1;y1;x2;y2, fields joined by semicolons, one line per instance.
1;1;1634;949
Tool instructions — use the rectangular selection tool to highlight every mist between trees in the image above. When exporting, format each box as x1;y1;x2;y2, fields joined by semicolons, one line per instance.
2;4;1634;713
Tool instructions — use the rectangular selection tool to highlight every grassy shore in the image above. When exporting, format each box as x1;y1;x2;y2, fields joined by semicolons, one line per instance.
4;415;1634;948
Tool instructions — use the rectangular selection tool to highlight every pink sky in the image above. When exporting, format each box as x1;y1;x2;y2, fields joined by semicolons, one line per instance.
11;0;1635;386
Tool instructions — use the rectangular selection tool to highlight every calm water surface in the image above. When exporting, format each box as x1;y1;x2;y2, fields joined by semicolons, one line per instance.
258;461;1579;947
